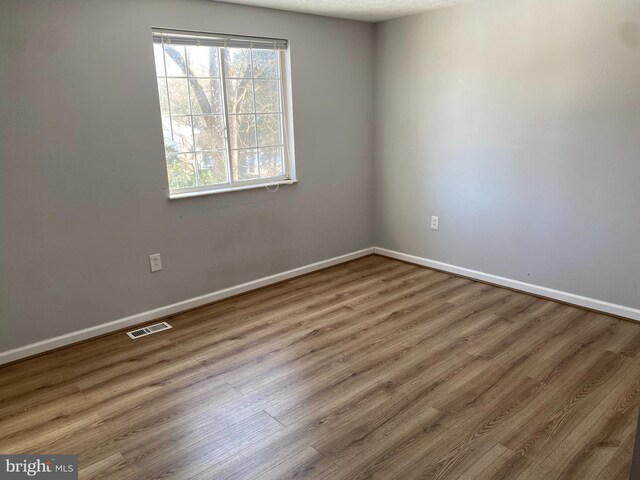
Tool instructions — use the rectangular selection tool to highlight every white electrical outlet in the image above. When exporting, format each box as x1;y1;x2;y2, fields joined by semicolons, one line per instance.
431;216;440;230
149;253;162;272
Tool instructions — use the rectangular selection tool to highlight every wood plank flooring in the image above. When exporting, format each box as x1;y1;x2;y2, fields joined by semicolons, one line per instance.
1;254;640;479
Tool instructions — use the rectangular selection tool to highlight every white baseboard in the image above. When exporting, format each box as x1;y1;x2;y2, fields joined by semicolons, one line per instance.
374;247;640;323
4;245;637;366
0;248;374;366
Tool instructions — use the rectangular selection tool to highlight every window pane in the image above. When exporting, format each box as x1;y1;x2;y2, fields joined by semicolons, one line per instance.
252;49;279;78
152;31;292;193
254;80;280;113
153;44;165;76
197;151;228;186
167;78;190;115
224;48;252;78
157;79;169;115
193;115;226;151
259;147;284;178
190;78;223;114
187;45;220;77
161;116;172;146
231;149;259;181
225;79;254;114
256;114;282;147
167;116;193;152
164;44;187;77
228;115;256;149
167;153;197;189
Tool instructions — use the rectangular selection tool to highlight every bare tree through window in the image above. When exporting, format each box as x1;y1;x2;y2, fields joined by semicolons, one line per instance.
153;30;290;195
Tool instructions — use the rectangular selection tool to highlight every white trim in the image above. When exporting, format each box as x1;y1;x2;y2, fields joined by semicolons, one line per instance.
4;245;637;366
0;248;374;366
374;247;640;322
168;179;297;199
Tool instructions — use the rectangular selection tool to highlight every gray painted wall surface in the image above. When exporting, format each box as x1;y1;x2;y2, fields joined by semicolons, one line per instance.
3;0;640;355
374;0;640;309
0;0;374;350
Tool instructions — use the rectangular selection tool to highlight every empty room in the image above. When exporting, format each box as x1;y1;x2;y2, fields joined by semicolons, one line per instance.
1;0;640;478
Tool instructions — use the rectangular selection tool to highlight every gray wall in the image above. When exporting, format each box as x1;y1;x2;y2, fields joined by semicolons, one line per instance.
374;0;640;309
3;0;639;354
0;0;374;351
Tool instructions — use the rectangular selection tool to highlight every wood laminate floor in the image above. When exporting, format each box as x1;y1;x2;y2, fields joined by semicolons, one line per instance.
2;255;640;479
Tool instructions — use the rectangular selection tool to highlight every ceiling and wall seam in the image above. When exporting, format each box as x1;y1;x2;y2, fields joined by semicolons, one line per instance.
212;0;473;23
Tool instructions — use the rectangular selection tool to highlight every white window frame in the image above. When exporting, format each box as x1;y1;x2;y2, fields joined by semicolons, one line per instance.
152;28;297;199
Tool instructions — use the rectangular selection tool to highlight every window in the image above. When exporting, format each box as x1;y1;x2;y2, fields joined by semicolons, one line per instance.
152;29;295;198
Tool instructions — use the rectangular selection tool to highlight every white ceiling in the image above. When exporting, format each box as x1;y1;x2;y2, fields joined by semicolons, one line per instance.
213;0;472;23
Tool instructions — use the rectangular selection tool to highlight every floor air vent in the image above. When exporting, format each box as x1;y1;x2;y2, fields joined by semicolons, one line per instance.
127;321;172;339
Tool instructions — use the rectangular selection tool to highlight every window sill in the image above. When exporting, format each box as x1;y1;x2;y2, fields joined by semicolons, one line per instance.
168;179;298;199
